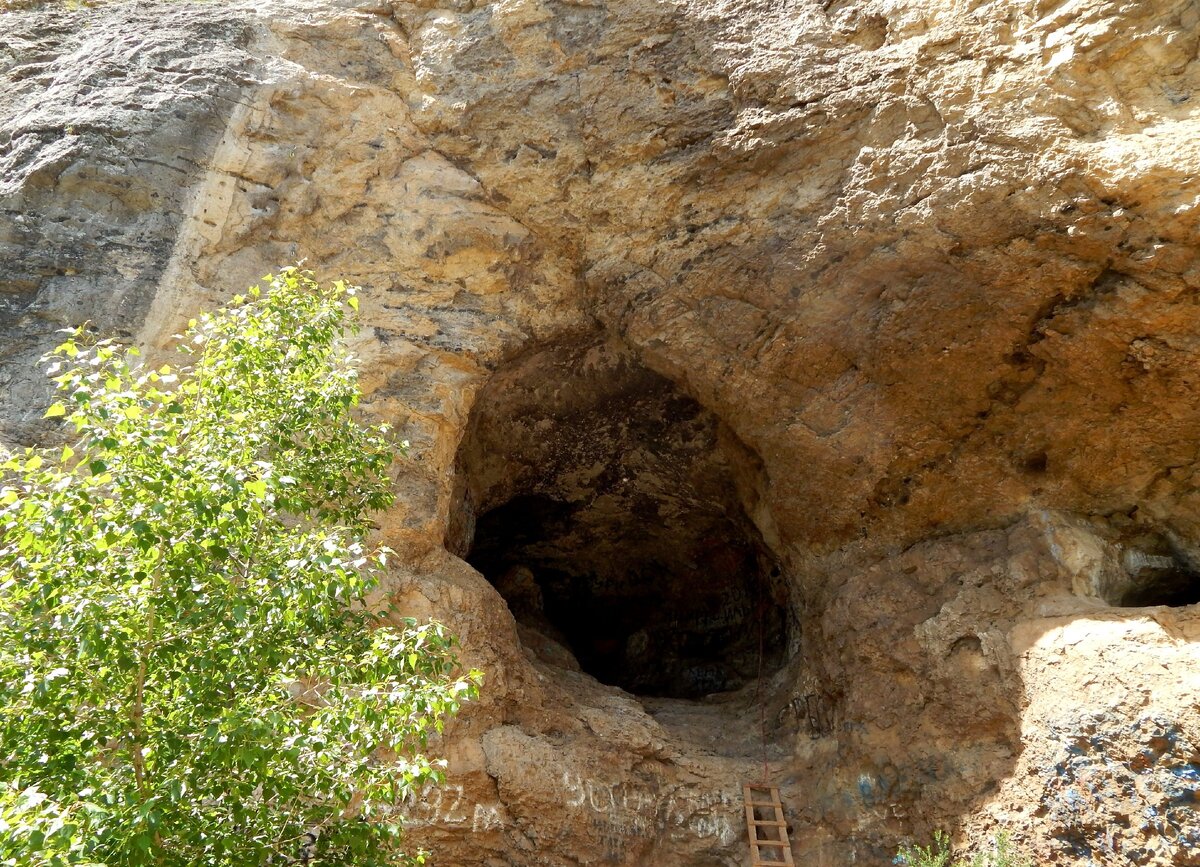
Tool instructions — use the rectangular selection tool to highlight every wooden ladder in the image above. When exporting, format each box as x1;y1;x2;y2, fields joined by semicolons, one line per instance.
743;784;794;867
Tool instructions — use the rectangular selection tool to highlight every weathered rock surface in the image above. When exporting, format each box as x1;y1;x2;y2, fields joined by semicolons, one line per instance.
2;0;1199;863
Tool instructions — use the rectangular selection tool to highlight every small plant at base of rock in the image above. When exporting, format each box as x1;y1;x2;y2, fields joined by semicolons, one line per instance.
965;833;1032;867
0;267;482;866
895;830;952;867
896;832;1032;867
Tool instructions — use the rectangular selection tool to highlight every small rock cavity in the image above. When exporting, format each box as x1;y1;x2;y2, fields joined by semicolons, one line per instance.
448;337;787;699
1117;548;1200;608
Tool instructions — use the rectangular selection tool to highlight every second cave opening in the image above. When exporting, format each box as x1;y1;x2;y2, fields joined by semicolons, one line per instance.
447;337;788;699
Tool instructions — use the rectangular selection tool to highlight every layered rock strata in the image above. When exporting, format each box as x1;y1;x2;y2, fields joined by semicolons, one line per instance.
2;0;1199;863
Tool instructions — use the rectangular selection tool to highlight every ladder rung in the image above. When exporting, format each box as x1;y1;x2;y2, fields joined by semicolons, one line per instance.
744;783;792;866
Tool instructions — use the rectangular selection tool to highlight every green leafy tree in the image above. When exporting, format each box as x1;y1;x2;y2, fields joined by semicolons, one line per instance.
0;268;481;866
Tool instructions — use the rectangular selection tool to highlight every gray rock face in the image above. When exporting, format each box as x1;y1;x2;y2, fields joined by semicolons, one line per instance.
2;0;1199;864
0;6;253;441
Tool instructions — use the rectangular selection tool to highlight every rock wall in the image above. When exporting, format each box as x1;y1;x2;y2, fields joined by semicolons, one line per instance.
2;0;1199;864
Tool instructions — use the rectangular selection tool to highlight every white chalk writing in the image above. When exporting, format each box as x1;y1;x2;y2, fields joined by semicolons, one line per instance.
560;771;739;846
472;803;504;832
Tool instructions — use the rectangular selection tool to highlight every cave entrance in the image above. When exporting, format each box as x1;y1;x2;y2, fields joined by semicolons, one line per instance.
448;337;787;699
1117;549;1200;608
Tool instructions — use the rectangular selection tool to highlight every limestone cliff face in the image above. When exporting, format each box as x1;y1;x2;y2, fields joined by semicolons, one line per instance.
3;0;1199;864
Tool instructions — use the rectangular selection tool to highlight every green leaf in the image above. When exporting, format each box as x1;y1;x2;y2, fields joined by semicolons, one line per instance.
43;403;67;419
0;269;475;867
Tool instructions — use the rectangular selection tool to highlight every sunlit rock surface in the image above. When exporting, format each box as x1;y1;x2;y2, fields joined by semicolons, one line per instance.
3;0;1199;863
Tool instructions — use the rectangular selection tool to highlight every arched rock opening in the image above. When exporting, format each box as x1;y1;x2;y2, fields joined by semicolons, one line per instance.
1116;548;1200;608
1078;521;1200;609
447;338;788;699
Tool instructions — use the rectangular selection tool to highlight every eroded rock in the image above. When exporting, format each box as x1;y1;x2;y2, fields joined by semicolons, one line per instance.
2;0;1199;863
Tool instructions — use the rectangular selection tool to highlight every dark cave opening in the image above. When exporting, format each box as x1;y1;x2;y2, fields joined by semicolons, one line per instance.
448;338;788;699
1118;558;1200;608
